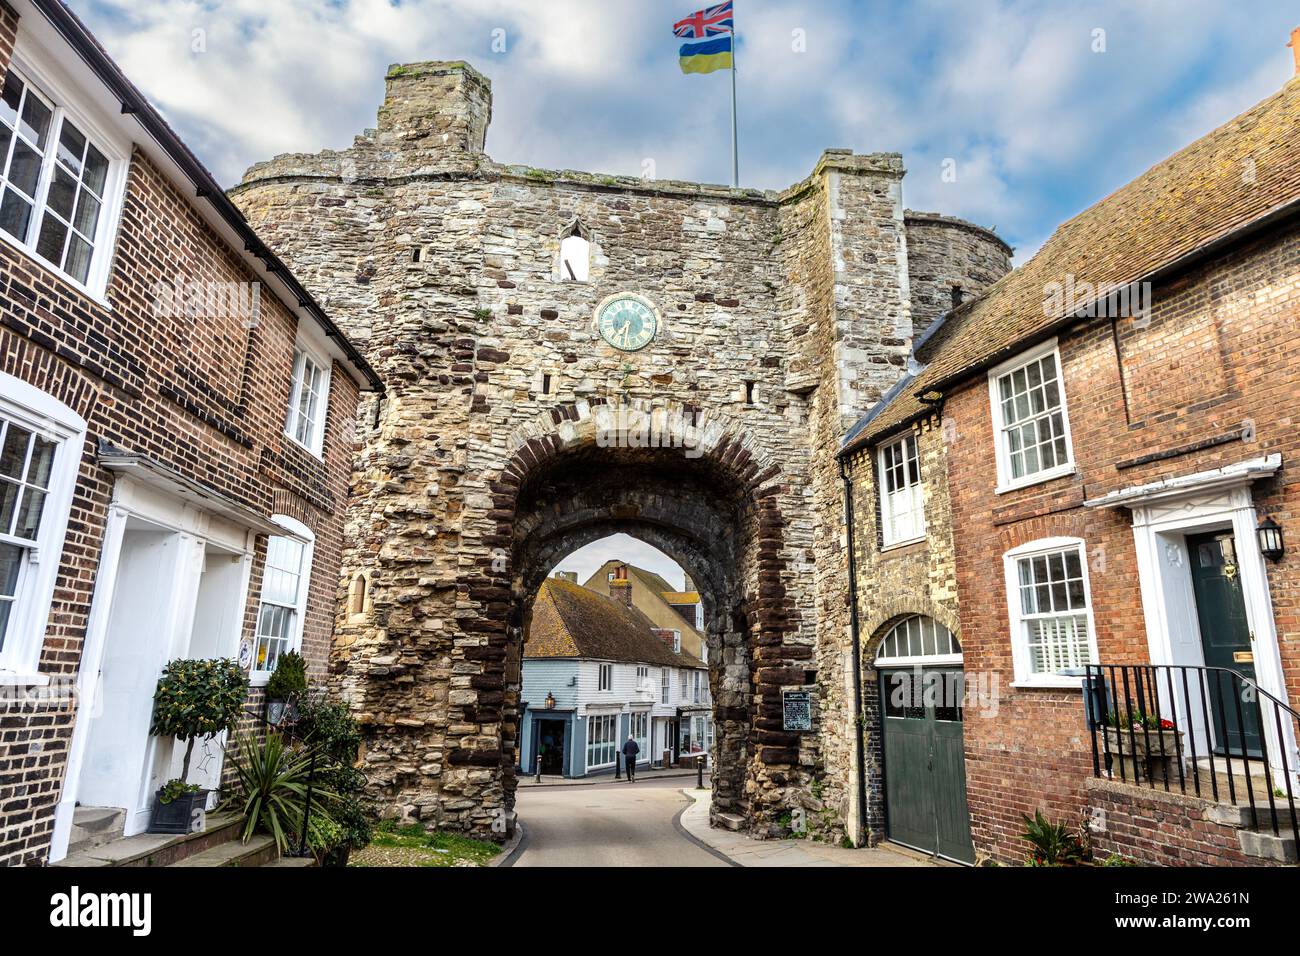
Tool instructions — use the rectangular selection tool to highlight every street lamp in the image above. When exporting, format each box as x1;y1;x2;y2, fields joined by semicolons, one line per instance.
1258;518;1285;563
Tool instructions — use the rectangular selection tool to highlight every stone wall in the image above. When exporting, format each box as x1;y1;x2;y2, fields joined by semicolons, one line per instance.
230;60;992;842
903;211;1014;333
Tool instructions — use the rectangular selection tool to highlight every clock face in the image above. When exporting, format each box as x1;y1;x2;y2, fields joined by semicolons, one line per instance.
596;295;658;352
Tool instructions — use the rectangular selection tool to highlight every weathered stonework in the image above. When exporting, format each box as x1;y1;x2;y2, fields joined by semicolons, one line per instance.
230;60;1006;843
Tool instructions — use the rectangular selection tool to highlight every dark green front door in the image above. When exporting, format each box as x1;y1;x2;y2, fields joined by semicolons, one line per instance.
880;668;975;864
1187;531;1263;758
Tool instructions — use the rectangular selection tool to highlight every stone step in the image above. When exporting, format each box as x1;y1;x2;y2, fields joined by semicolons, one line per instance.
1237;828;1297;864
169;833;279;868
54;813;243;868
262;855;317;868
67;806;126;855
716;812;745;832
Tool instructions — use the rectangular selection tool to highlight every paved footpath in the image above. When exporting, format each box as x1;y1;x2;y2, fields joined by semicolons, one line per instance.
677;789;940;867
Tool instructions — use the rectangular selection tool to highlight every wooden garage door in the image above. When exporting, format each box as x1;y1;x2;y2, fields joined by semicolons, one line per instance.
880;666;975;864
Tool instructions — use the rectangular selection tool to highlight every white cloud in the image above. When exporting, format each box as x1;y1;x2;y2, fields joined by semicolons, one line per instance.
68;0;1299;258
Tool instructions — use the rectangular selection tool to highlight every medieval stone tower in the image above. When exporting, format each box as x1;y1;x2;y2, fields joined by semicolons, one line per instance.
230;61;1010;843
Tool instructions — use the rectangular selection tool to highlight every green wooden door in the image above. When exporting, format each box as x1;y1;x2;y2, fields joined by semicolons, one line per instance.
1187;531;1263;758
880;668;975;864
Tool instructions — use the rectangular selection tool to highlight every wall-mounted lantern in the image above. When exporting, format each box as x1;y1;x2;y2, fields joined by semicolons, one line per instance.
545;691;556;710
1258;517;1285;563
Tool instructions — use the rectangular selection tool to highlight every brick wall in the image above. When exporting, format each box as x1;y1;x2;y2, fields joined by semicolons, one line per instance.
945;218;1300;864
1087;778;1286;867
0;5;360;864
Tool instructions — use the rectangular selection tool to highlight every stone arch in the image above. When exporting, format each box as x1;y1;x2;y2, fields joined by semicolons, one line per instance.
484;398;807;834
863;603;961;656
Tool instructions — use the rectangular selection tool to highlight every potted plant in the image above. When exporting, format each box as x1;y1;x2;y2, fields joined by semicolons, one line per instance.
296;692;373;865
220;731;337;855
265;650;308;727
148;658;247;834
1102;710;1183;783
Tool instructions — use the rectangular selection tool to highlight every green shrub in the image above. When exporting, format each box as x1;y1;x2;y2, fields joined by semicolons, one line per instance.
150;658;247;781
296;693;373;854
220;732;337;854
1021;810;1087;866
265;650;308;701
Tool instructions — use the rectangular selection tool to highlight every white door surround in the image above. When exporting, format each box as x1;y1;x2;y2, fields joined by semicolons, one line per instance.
49;467;261;862
1085;454;1295;779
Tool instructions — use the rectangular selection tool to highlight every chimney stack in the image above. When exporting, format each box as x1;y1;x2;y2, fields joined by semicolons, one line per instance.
1290;28;1300;77
609;565;633;608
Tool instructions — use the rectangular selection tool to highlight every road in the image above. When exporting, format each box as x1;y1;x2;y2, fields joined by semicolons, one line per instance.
508;776;730;867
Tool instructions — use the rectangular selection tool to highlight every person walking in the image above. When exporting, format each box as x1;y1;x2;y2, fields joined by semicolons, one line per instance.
622;735;641;782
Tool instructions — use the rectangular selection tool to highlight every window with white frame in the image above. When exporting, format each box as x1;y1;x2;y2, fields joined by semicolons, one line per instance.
1004;538;1097;684
285;347;330;456
660;668;670;703
671;630;681;654
989;342;1074;489
630;711;648;759
693;670;703;704
598;662;612;692
252;518;314;680
0;65;121;293
586;713;616;769
636;664;649;690
0;375;83;675
878;433;924;546
875;615;961;665
679;671;687;697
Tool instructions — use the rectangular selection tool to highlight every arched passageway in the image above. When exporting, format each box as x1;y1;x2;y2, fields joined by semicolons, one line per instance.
498;402;811;829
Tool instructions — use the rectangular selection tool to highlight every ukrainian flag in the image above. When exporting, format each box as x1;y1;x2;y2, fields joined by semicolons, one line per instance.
679;36;733;75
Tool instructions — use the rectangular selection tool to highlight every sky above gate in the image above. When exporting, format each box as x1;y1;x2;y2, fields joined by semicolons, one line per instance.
552;535;688;593
70;1;1296;260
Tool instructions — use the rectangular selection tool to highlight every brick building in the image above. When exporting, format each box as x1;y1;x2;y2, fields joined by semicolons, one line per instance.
0;0;378;865
843;61;1300;864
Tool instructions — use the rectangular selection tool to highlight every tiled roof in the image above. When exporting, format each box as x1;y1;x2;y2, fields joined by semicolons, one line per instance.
843;76;1300;456
525;578;704;669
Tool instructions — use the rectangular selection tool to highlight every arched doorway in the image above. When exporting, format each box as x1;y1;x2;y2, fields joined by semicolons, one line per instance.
875;615;974;864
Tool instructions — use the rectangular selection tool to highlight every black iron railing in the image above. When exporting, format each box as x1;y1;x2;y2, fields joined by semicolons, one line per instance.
1085;663;1300;848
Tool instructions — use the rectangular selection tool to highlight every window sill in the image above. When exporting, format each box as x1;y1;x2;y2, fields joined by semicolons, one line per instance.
995;464;1077;496
284;432;325;462
1011;677;1086;690
880;536;928;555
0;672;51;686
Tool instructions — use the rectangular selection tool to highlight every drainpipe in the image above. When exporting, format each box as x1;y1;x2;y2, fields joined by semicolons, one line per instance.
838;453;869;846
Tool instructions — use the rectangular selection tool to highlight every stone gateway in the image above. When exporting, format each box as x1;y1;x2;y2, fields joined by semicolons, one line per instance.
230;61;1010;844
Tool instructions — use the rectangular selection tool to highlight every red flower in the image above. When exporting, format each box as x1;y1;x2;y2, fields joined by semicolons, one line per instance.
1160;718;1175;730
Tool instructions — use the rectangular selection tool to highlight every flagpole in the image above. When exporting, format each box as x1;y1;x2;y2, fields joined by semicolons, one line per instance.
730;13;739;187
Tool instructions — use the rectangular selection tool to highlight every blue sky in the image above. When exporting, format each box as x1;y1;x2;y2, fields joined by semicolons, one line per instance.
73;0;1297;261
66;1;1298;585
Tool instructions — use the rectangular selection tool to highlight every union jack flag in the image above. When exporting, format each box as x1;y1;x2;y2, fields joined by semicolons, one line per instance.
673;1;734;39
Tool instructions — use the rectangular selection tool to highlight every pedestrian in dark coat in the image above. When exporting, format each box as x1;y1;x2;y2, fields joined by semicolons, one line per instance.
622;735;641;782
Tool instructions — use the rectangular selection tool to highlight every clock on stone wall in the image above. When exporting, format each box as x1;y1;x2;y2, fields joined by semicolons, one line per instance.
595;293;659;352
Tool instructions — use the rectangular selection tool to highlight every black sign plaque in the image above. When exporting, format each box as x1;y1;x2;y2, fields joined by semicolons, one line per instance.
782;690;812;732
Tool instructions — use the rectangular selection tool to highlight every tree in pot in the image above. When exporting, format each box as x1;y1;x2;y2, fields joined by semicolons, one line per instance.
265;650;307;727
295;692;374;865
148;658;247;834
